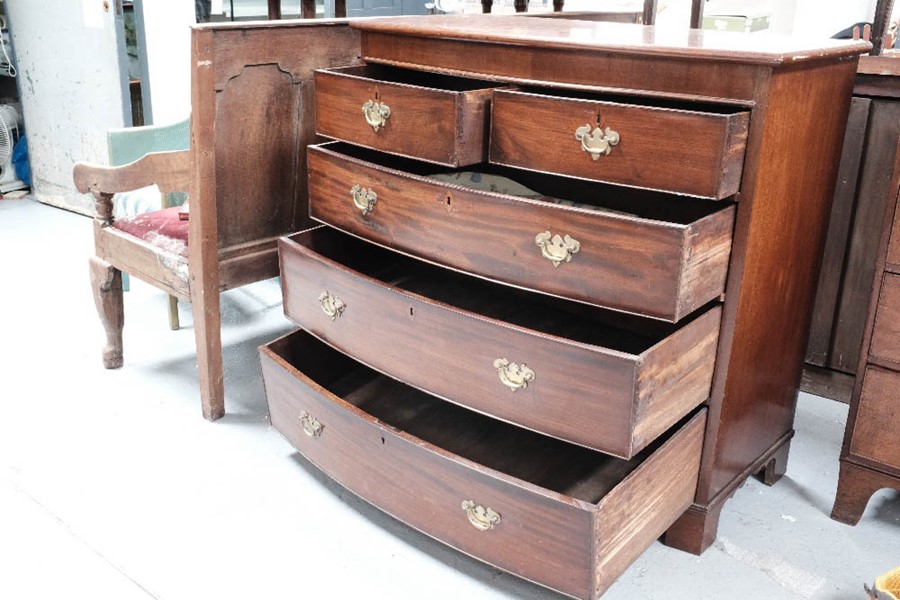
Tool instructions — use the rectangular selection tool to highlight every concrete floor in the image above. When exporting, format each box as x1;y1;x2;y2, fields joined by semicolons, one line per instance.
1;196;898;600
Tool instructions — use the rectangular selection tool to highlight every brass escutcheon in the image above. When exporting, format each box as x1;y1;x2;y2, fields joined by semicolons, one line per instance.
575;124;620;160
461;500;501;531
350;185;377;215
535;231;580;267
362;99;391;132
318;290;346;321
299;411;323;438
493;358;535;391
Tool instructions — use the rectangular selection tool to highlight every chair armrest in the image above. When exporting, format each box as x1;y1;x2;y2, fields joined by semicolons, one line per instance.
73;149;191;196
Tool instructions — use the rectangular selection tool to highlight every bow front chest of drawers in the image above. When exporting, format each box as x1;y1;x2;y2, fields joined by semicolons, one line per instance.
257;16;868;598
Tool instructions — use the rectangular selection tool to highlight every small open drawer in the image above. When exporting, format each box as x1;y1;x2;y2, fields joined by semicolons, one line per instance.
260;328;706;600
314;64;502;167
308;142;735;322
279;226;721;459
489;88;749;199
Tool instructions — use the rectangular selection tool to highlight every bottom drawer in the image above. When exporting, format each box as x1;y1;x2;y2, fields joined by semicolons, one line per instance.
260;329;706;600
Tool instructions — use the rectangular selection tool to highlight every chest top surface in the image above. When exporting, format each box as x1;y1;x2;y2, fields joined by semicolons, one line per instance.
353;14;870;66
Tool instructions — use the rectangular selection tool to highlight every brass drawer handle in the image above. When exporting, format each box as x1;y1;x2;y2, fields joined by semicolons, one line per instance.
461;500;501;531
299;411;323;438
493;358;535;391
362;99;391;132
535;231;580;267
575;124;619;160
318;290;346;320
350;185;377;215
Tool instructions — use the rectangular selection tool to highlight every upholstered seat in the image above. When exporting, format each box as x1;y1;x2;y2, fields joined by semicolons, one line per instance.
112;206;189;257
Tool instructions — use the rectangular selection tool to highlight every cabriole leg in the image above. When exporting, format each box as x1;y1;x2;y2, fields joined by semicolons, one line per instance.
89;256;124;369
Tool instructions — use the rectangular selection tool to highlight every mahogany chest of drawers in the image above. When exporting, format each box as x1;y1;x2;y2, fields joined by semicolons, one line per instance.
831;133;900;525
258;15;868;598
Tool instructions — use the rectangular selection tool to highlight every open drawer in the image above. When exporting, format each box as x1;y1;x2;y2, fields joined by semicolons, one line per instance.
260;328;706;600
314;64;502;167
490;88;749;199
279;226;721;459
308;142;735;322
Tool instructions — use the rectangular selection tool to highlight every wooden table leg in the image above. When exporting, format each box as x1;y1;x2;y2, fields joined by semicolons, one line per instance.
481;0;492;13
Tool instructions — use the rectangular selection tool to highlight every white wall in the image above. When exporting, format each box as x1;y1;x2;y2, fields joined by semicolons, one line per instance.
790;0;878;38
138;0;194;125
6;0;130;214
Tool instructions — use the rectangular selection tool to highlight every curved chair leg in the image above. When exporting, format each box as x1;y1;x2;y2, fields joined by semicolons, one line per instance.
89;256;124;369
168;295;180;330
191;285;224;421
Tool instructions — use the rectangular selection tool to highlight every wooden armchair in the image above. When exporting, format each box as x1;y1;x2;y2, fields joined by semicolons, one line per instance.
73;20;361;420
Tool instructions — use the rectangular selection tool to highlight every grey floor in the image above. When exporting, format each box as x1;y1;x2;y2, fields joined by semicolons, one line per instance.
1;196;898;600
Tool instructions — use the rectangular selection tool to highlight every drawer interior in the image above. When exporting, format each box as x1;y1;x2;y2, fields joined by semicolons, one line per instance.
269;329;693;504
511;85;748;114
319;142;732;223
322;64;501;92
293;227;714;353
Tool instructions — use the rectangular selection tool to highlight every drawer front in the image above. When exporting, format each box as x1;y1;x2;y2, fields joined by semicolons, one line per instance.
849;366;900;469
490;90;749;199
260;329;708;600
279;227;721;458
308;143;735;322
314;66;495;167
260;331;596;599
870;273;900;365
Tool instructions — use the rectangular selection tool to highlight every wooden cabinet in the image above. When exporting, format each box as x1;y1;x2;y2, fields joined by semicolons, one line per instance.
831;139;900;526
803;59;900;401
258;15;867;598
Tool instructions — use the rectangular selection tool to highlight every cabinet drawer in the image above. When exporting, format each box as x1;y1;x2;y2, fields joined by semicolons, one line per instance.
490;89;749;199
279;226;721;459
849;366;900;469
260;329;706;600
309;143;735;322
870;273;900;365
315;65;499;167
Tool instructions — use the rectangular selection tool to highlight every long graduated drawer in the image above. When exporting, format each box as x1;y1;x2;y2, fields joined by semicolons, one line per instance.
260;329;707;600
308;142;735;322
279;226;721;459
490;88;750;199
315;64;499;167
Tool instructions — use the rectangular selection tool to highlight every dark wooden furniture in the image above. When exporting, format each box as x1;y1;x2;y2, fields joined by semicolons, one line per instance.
257;15;868;597
73;20;361;420
831;120;900;526
803;57;900;402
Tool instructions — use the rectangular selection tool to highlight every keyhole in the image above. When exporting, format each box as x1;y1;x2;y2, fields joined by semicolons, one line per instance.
374;90;380;101
409;306;415;317
595;114;602;126
445;194;452;212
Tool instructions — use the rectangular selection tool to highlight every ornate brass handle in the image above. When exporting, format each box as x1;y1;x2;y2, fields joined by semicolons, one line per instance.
461;500;501;531
575;124;620;160
318;290;346;320
362;99;391;132
299;411;323;438
493;358;535;391
350;185;377;215
535;231;580;267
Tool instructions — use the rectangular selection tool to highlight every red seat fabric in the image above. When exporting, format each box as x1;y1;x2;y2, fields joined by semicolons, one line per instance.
112;207;189;257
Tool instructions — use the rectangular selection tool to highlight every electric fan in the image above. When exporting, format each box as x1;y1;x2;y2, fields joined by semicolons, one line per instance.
0;103;26;193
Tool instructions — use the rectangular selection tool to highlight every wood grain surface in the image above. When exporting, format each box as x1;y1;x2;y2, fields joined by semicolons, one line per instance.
261;329;706;600
279;226;720;459
315;64;497;166
307;143;735;321
489;89;748;198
